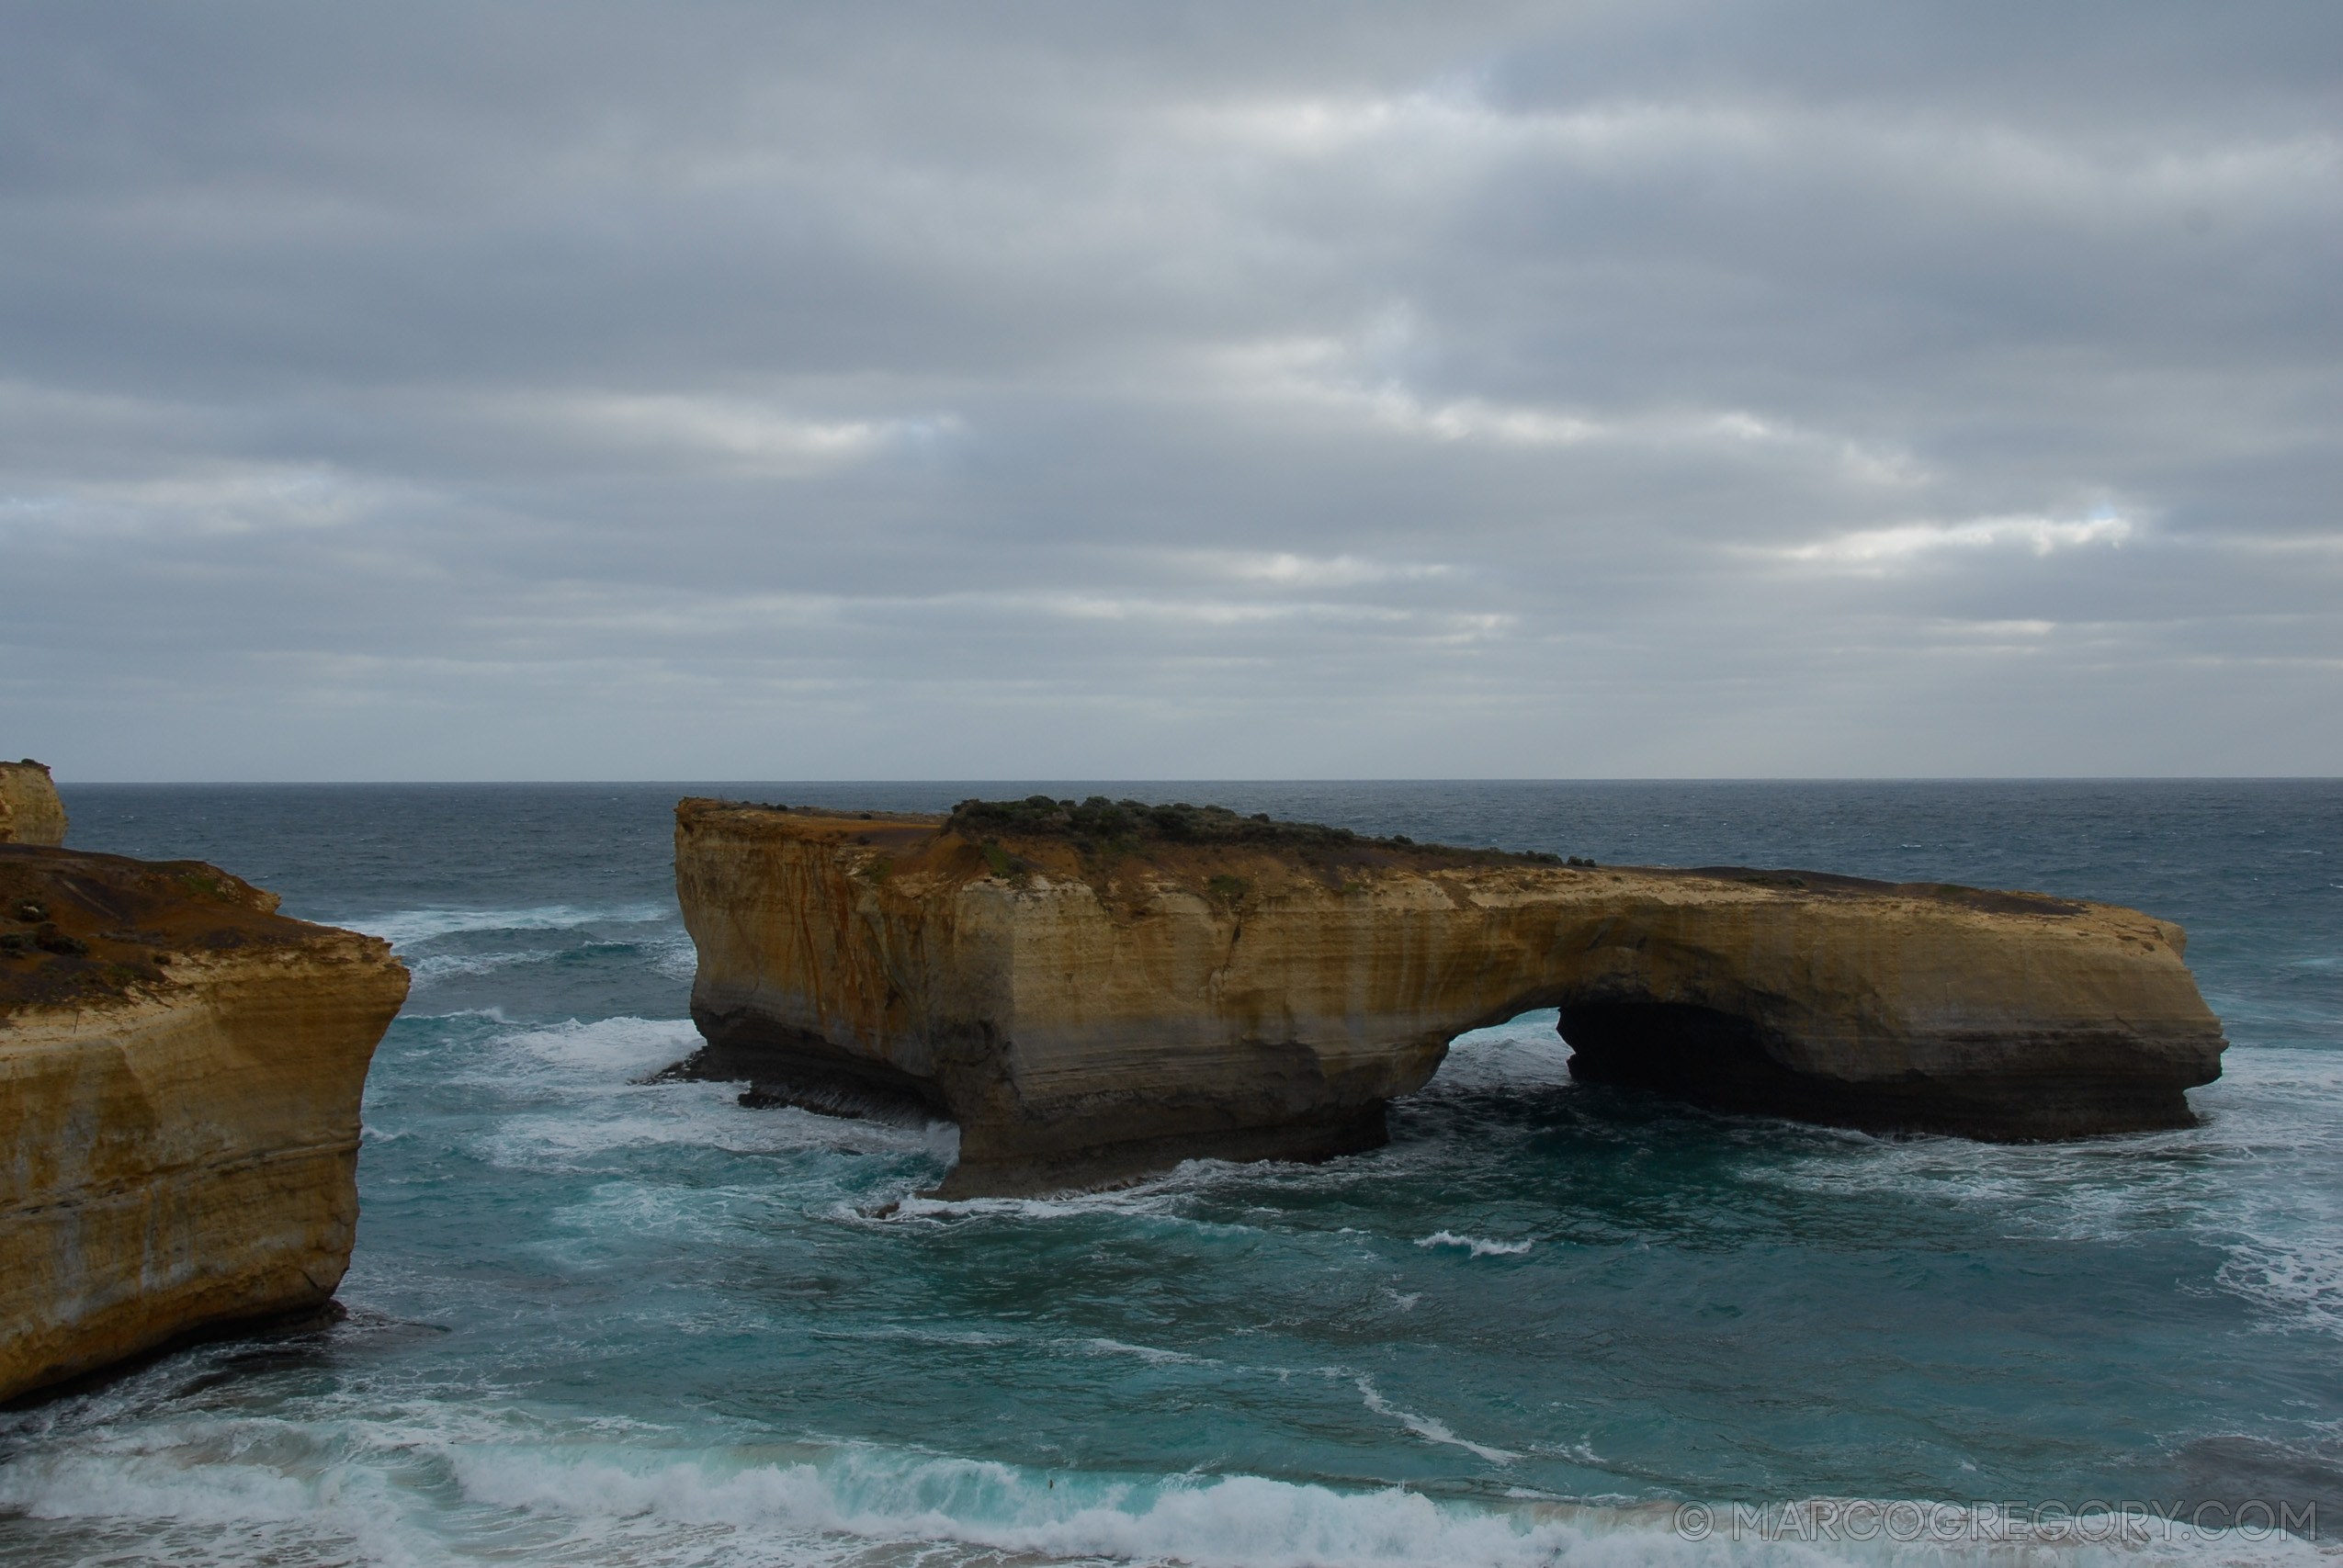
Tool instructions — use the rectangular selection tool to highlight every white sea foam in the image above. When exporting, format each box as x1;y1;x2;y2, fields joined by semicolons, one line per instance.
340;902;674;949
402;940;673;985
1355;1377;1522;1463
446;1442;1589;1567
2221;1235;2343;1338
402;1004;510;1024
1416;1230;1534;1257
3;1405;2329;1568
881;1159;1265;1227
0;1416;444;1568
544;1179;791;1248
442;1015;950;1179
1752;1043;2343;1342
2204;1051;2343;1337
651;934;702;979
1082;1337;1214;1366
482;1088;936;1170
887;1190;1172;1224
486;1100;936;1170
404;948;555;984
444;1438;2338;1568
449;1013;700;1083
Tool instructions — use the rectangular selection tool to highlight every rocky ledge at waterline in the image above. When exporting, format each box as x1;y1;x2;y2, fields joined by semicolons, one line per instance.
671;796;2228;1198
0;844;408;1404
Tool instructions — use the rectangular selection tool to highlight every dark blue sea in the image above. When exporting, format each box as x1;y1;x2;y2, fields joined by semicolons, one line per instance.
4;781;2339;1567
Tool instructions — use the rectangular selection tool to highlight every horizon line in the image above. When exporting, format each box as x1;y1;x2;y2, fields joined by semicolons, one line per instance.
38;775;2343;787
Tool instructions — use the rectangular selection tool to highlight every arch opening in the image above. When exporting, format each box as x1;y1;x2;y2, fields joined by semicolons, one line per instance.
1556;1001;1808;1118
1439;993;1805;1122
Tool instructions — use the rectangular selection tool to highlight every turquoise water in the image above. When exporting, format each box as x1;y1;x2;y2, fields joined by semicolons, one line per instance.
4;781;2338;1567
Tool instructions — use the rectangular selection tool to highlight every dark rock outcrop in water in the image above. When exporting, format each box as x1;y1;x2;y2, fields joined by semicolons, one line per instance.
0;844;409;1404
672;796;2228;1198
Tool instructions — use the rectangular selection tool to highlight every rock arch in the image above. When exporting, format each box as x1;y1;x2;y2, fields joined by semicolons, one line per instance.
673;801;2228;1197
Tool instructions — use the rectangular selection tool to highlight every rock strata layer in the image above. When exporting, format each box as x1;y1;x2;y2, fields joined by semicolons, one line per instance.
0;760;66;846
673;798;2226;1197
1;845;409;1404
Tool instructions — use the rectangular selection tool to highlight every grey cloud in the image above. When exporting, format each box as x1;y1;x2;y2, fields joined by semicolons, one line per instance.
0;1;2336;779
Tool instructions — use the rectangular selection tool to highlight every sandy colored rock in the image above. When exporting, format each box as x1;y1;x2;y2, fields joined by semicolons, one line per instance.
1;845;409;1404
673;798;2227;1197
0;760;66;846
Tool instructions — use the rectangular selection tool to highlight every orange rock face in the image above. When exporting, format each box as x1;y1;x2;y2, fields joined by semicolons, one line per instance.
1;846;409;1403
0;760;67;846
673;799;2226;1197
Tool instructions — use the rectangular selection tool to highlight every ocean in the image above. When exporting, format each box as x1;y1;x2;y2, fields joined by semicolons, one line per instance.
3;780;2338;1567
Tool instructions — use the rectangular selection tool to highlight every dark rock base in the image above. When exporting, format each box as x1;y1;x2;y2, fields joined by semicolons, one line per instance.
654;1009;951;1126
1559;1002;2203;1140
661;1009;1395;1197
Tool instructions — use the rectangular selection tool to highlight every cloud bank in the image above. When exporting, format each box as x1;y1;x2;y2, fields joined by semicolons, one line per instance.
2;1;2336;778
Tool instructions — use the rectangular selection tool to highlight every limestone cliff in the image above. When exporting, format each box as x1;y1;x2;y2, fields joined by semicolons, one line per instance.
673;797;2227;1197
1;845;409;1404
0;760;67;846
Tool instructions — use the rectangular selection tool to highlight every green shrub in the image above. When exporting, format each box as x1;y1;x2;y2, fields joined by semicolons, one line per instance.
942;798;1579;870
978;838;1030;885
34;925;89;955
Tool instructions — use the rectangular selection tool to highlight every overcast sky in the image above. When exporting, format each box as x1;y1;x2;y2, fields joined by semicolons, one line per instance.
4;2;2337;781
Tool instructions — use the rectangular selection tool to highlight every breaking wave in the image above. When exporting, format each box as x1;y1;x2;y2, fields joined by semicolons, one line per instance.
2;1416;2326;1568
1415;1231;1534;1257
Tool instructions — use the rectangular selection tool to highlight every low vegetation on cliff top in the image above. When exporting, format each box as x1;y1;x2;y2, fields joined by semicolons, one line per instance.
945;795;1575;868
0;853;289;1009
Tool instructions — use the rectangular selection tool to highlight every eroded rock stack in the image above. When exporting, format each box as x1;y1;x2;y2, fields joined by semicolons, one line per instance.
673;796;2226;1197
0;760;67;846
1;844;408;1403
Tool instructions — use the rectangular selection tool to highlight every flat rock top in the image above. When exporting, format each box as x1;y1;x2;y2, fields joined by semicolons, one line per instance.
680;797;1563;893
0;845;371;1015
677;797;2128;934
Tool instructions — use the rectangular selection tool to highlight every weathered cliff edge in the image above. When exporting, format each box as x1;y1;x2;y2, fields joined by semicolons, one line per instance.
1;845;409;1404
0;760;67;846
673;798;2227;1198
